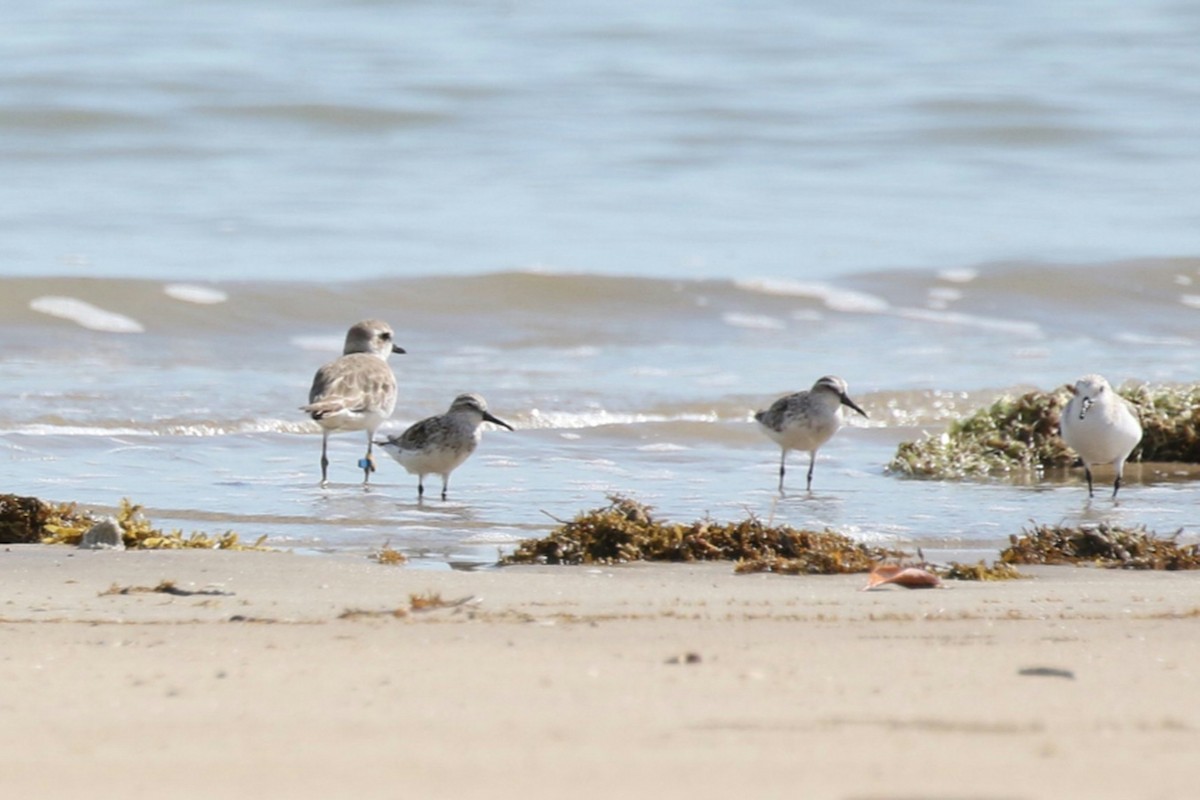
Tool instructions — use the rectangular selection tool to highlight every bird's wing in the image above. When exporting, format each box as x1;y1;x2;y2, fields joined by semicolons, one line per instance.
757;393;802;432
303;354;396;419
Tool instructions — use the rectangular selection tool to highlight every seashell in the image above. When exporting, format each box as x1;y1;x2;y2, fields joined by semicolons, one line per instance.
864;563;943;590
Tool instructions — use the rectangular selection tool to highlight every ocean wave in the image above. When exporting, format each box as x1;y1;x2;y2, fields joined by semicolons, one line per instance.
892;307;1043;337
734;277;891;314
1;260;1194;353
164;284;228;305
523;408;721;430
2;419;316;437
29;296;144;333
721;312;787;331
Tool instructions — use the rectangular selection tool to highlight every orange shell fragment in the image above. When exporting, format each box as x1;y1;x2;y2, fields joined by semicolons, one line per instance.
864;563;943;590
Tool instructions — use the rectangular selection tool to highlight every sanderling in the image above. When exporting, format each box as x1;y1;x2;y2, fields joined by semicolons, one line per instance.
301;319;405;487
377;393;513;501
755;375;867;493
1060;374;1142;498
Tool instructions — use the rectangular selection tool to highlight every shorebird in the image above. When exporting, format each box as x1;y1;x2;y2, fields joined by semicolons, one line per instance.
1060;374;1142;498
301;319;404;487
377;393;513;501
755;375;867;493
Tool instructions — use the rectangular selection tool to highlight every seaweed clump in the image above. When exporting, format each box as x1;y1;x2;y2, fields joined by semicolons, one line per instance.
1001;523;1200;570
35;498;267;550
502;495;902;574
369;541;408;566
888;383;1200;479
1123;383;1200;463
888;389;1073;478
0;494;52;544
936;560;1023;581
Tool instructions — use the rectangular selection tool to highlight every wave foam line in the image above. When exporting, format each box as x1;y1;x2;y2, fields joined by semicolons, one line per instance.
523;409;720;430
29;296;144;333
163;284;228;304
734;278;890;314
893;306;1043;337
4;419;316;437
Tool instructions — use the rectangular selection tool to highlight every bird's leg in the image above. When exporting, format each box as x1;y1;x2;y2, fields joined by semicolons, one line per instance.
359;433;376;486
1084;466;1095;498
1112;475;1122;499
806;451;816;492
777;450;787;494
441;476;450;502
319;433;330;488
417;478;425;502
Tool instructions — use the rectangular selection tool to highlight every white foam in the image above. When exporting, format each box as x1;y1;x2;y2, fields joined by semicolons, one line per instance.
721;312;787;331
894;306;1042;337
1180;294;1200;309
927;287;963;303
163;284;228;304
525;408;718;430
29;296;144;333
1113;332;1193;347
734;278;890;314
637;442;690;452
937;268;979;283
7;424;148;436
5;418;314;437
292;334;343;352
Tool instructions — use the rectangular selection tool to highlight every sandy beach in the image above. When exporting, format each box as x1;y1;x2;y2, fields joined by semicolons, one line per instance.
2;544;1198;800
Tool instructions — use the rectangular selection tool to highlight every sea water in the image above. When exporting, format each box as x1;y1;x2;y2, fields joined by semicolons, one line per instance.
3;1;1199;565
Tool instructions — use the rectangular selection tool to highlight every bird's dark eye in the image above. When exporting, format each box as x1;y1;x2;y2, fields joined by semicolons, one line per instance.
380;332;391;340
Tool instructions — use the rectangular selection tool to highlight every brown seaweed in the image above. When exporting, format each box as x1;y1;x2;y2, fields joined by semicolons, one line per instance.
5;495;267;551
369;541;407;566
503;495;904;574
1001;523;1200;570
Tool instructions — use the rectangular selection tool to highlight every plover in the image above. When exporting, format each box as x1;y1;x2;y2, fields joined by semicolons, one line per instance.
377;393;513;501
755;375;867;493
301;319;404;487
1060;374;1142;498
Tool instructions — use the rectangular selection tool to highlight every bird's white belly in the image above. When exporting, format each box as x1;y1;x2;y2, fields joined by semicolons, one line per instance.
1064;416;1138;465
765;418;839;452
394;445;473;476
316;407;388;433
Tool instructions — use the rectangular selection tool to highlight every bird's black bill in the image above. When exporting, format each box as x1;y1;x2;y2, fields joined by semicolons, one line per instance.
841;395;868;418
392;345;407;355
484;411;514;431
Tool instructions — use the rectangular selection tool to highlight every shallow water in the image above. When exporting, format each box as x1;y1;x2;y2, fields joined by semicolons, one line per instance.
3;2;1199;564
2;264;1198;565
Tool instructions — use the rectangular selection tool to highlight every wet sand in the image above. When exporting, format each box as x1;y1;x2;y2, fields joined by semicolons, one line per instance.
3;545;1198;800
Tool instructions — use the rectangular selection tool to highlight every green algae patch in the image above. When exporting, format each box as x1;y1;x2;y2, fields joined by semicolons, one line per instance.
33;497;267;551
888;389;1072;479
1125;383;1200;463
502;495;904;573
887;383;1200;480
1001;523;1200;570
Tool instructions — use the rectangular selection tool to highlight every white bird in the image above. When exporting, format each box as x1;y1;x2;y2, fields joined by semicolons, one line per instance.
755;375;867;493
301;319;404;487
1060;374;1142;499
377;393;513;501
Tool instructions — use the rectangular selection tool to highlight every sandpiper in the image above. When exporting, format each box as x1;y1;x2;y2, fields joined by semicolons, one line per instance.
377;393;513;501
301;319;404;487
1060;373;1142;498
755;375;867;493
